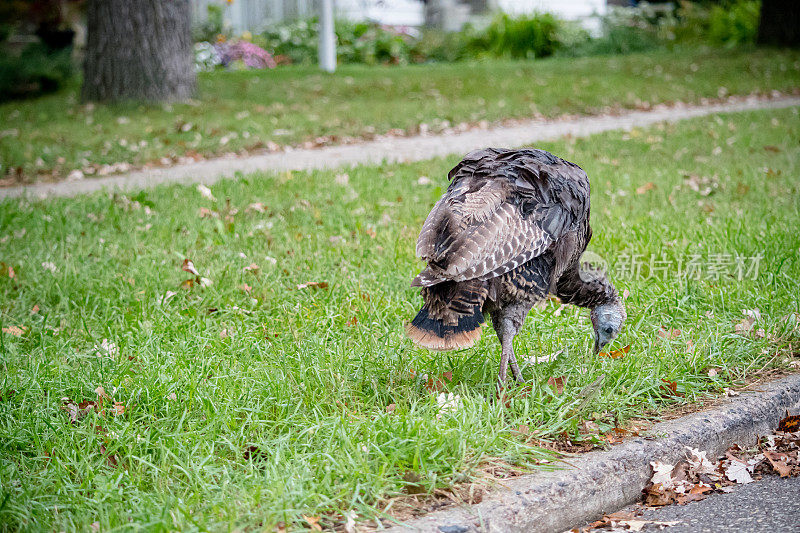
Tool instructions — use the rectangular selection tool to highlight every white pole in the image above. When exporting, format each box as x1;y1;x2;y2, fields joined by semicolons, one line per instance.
319;0;336;73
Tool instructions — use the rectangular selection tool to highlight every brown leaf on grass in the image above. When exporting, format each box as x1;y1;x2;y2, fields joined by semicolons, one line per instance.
181;258;200;276
402;471;425;494
385;403;396;414
777;414;800;432
94;386;110;400
99;444;120;467
243;263;260;274
598;345;631;359
547;375;566;395
297;281;329;290
112;401;126;416
30;304;40;315
61;398;98;423
0;262;17;279
660;378;680;396
2;325;27;336
734;316;756;336
657;327;681;339
303;516;322;532
763;145;781;153
346;316;358;326
636;182;656;194
0;389;17;402
245;202;267;213
424;372;453;393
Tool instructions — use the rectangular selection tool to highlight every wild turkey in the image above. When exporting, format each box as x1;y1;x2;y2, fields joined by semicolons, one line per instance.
406;148;626;386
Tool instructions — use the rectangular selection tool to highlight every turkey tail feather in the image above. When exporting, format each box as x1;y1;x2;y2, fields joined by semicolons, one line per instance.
405;280;486;351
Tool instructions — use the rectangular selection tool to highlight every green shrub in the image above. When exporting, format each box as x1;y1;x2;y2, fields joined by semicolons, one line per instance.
707;0;760;46
469;12;562;59
0;43;73;101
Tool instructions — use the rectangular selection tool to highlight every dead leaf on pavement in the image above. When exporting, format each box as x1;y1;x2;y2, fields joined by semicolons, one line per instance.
763;451;792;477
724;459;753;484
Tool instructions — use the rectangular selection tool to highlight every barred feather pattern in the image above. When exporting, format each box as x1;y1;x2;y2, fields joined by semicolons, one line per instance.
408;148;611;351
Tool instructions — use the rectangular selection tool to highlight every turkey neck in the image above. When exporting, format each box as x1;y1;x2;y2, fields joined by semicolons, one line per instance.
555;263;621;310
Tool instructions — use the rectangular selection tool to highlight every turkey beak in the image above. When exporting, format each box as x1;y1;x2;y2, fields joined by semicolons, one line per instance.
593;331;601;354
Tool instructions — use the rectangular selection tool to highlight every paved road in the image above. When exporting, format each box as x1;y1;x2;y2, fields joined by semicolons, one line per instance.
599;475;800;532
2;95;799;200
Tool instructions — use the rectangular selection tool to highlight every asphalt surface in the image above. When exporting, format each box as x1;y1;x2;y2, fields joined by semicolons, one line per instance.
600;475;800;532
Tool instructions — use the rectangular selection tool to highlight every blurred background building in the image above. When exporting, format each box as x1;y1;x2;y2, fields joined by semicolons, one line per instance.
190;0;609;34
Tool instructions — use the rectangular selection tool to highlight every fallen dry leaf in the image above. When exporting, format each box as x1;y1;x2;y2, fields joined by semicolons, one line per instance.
636;182;656;194
112;401;126;416
777;414;800;432
181;258;200;276
2;325;27;336
660;378;680;396
246;202;267;213
734;316;756;336
243;263;260;274
197;184;216;201
524;350;562;365
650;461;675;487
386;403;396;414
297;281;329;290
343;510;357;533
599;345;631;359
724;459;753;484
547;375;566;395
303;515;322;532
436;392;462;419
657;327;681;339
763;451;792;477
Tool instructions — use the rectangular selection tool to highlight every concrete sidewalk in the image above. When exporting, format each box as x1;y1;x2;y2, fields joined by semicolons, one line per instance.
2;95;799;201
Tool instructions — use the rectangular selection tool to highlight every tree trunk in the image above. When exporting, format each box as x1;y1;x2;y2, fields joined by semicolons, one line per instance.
757;0;800;47
82;0;196;102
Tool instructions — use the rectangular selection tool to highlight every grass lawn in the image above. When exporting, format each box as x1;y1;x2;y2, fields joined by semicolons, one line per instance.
1;47;799;183
1;106;799;530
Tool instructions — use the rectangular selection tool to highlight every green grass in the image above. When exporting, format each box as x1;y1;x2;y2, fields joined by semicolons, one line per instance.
1;47;799;182
1;106;799;531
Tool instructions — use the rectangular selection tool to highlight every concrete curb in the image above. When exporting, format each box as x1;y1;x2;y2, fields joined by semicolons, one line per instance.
378;374;800;533
2;95;799;201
